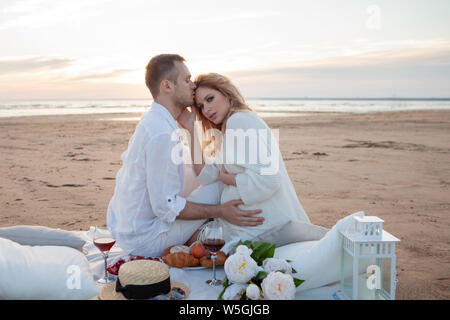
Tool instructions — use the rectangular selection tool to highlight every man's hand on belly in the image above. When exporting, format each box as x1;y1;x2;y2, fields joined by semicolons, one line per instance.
219;199;264;227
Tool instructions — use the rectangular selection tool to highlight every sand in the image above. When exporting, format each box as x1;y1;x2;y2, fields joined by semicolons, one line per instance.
0;110;449;299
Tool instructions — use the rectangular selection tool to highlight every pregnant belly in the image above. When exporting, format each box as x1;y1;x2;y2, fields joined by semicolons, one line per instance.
221;185;241;203
219;185;289;243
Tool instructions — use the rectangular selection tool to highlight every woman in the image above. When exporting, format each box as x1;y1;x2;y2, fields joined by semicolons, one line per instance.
178;73;310;243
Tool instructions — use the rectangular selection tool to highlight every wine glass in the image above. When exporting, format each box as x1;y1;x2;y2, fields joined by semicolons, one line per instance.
93;226;116;284
198;220;225;286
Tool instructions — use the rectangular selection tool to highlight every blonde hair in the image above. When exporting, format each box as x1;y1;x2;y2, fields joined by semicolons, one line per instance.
193;73;253;156
194;73;252;132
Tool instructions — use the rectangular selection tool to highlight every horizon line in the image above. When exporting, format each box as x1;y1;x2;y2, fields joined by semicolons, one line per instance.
1;97;450;101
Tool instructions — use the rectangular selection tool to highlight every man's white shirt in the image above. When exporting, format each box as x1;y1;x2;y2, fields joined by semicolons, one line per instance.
107;102;187;250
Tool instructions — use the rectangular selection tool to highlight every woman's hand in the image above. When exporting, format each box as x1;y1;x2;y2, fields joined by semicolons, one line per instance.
219;164;236;186
177;106;196;132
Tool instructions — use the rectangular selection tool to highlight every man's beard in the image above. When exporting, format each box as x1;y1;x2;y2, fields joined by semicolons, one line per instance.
174;93;194;108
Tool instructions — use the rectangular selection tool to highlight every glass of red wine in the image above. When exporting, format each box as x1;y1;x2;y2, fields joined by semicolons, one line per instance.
93;226;116;284
199;220;225;286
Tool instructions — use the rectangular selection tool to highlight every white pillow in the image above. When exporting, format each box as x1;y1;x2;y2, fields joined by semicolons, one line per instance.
290;211;365;291
0;238;99;300
251;220;329;247
0;225;86;251
274;241;318;261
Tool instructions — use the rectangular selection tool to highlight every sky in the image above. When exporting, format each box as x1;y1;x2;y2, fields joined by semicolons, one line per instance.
0;0;449;99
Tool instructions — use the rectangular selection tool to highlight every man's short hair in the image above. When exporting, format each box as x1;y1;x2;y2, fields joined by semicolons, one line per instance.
145;54;186;98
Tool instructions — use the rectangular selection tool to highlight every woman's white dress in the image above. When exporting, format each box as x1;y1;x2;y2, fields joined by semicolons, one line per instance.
193;111;310;242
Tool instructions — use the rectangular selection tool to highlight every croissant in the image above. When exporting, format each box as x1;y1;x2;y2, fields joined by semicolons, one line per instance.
162;245;189;256
199;252;227;268
162;247;200;268
162;246;173;257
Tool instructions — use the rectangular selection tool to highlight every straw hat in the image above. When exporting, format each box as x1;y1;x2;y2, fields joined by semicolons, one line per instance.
98;260;189;300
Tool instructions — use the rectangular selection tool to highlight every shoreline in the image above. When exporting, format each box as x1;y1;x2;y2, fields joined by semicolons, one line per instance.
0;108;448;122
0;109;449;299
1;98;450;119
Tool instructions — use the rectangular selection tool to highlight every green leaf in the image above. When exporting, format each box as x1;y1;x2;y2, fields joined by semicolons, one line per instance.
259;246;274;263
293;277;305;288
234;240;255;253
217;276;229;300
252;246;270;262
265;244;276;259
223;276;229;288
232;240;277;265
254;271;268;282
251;271;268;288
253;242;276;264
242;240;253;248
251;242;268;253
218;287;226;300
291;267;297;273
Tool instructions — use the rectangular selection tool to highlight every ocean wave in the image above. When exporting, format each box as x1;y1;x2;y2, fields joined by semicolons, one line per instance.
0;99;449;118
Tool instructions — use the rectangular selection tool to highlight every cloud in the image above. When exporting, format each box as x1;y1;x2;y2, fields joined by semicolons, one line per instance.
0;58;143;99
0;0;113;30
2;39;449;99
0;79;148;100
0;55;138;82
70;68;137;81
1;0;46;14
0;56;74;74
191;11;281;24
225;40;450;97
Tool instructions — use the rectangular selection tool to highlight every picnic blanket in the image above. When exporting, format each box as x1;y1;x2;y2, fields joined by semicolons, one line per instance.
73;228;341;300
2;212;367;299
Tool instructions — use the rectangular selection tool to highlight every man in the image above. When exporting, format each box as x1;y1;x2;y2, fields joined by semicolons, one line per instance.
107;54;264;257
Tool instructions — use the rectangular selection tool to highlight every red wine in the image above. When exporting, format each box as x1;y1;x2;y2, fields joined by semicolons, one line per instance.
94;237;116;252
203;238;225;253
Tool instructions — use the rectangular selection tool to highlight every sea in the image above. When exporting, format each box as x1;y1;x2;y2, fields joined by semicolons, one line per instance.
0;98;449;119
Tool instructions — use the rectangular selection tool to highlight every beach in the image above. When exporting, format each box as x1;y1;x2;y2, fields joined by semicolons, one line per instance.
0;110;449;299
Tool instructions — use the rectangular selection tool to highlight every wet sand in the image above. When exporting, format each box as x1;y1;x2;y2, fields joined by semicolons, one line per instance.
0;110;449;299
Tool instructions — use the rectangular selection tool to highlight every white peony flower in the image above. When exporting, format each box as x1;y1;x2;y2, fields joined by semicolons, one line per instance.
235;245;253;256
261;271;296;300
224;249;258;284
262;258;292;275
222;283;245;300
246;284;261;300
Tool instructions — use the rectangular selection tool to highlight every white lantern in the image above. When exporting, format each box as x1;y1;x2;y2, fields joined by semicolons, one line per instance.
335;214;400;300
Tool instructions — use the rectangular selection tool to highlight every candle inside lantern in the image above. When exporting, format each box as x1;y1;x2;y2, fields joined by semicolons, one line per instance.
358;273;376;300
